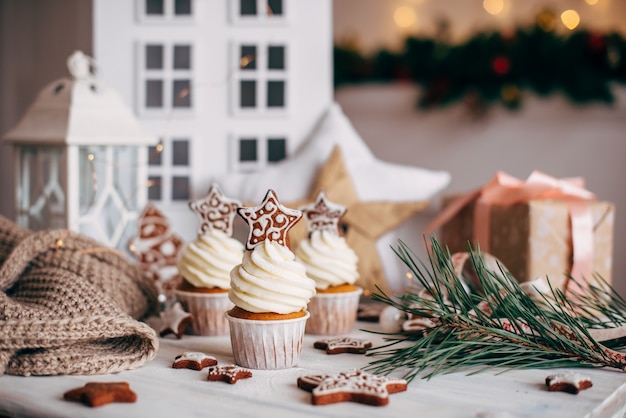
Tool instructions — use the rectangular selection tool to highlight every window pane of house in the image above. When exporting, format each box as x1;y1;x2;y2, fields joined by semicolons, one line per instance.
240;80;256;108
240;0;257;15
267;80;284;107
172;176;190;200
268;46;285;70
175;0;192;15
173;79;191;108
148;145;162;166
173;45;191;69
240;45;257;70
148;176;162;200
146;0;164;15
267;0;283;16
267;138;286;162
146;79;163;108
146;45;163;69
239;138;257;162
172;139;189;166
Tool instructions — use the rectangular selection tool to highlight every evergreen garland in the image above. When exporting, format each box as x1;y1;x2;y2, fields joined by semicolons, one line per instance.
335;21;626;111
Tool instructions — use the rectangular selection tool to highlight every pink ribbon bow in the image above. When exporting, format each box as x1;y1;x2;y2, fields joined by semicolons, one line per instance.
426;171;596;293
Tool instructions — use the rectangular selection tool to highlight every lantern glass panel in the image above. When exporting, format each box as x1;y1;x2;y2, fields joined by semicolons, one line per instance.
78;146;139;248
16;146;66;230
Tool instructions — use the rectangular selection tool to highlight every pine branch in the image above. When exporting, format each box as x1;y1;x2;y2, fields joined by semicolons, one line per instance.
365;237;626;381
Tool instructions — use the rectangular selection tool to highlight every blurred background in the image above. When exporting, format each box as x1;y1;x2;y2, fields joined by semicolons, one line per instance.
1;0;625;294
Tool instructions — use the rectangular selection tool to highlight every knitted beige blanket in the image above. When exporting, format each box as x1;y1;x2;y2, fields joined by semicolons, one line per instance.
0;215;159;376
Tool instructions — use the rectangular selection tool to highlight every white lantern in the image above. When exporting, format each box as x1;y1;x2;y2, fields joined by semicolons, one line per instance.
2;51;157;251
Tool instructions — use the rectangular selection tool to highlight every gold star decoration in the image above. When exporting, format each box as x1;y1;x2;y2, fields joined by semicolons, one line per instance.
299;190;346;235
238;189;302;250
289;146;428;294
189;183;241;237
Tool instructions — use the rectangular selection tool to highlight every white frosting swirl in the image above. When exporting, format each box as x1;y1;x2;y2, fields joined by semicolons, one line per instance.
177;229;244;289
295;230;359;290
229;240;316;314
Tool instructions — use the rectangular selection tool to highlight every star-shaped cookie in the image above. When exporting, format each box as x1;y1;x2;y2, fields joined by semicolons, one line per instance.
189;183;241;237
207;365;253;384
63;382;137;407
297;370;407;406
158;302;193;339
313;337;372;354
299;190;346;235
238;189;302;249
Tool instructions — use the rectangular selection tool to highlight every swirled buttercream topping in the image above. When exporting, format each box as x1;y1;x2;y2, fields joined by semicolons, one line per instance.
295;230;359;290
177;229;244;289
229;240;316;314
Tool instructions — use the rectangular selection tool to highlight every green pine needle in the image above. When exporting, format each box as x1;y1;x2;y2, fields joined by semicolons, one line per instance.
365;237;626;381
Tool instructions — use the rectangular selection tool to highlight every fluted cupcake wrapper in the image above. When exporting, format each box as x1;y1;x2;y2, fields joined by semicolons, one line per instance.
174;289;233;336
226;312;309;370
305;287;363;335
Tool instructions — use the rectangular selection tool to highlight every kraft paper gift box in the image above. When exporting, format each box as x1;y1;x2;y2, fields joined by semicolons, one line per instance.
431;171;614;291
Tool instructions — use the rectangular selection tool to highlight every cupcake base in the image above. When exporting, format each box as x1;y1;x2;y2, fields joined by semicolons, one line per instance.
174;289;233;336
305;287;363;335
226;311;309;370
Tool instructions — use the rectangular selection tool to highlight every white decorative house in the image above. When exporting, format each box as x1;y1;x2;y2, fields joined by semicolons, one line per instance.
92;0;333;238
2;51;157;250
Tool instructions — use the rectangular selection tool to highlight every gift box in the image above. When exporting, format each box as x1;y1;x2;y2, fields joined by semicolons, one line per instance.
430;171;614;291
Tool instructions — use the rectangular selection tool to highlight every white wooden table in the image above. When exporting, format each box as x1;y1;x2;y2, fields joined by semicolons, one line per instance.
1;321;625;418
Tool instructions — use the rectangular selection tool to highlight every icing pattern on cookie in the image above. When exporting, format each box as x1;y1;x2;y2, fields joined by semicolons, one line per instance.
238;189;301;250
189;184;241;237
299;190;346;235
313;337;372;354
207;365;253;384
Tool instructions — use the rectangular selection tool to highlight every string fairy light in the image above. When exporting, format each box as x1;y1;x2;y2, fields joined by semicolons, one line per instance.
561;9;581;30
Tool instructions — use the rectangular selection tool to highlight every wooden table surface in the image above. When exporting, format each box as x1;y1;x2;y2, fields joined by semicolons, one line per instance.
1;321;625;418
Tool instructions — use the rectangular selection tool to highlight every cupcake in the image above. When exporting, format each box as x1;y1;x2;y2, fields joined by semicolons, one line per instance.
295;191;362;335
175;184;244;336
227;189;316;369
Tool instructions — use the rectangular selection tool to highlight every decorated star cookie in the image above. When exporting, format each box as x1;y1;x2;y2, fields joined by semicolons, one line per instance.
63;382;137;407
207;365;253;384
357;303;386;322
237;189;302;250
545;372;593;394
297;370;407;406
158;302;193;339
172;352;218;370
189;184;241;237
299;190;346;235
313;337;372;355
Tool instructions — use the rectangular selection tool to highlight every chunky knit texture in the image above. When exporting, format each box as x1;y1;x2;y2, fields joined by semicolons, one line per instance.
0;215;159;376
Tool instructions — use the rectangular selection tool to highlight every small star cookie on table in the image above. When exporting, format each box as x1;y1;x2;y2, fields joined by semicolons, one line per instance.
156;302;193;339
63;382;137;407
545;372;593;394
172;352;218;370
297;369;407;406
207;365;253;384
313;337;372;354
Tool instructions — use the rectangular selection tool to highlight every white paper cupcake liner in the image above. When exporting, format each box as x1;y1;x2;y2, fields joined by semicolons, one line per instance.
305;287;363;335
174;289;233;336
226;312;309;370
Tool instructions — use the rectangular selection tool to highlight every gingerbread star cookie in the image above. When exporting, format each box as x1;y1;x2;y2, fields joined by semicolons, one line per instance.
299;190;346;235
158;302;193;339
238;189;302;249
207;365;253;384
189;183;241;237
313;337;372;355
297;370;407;406
63;382;137;407
172;352;218;370
545;372;593;394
